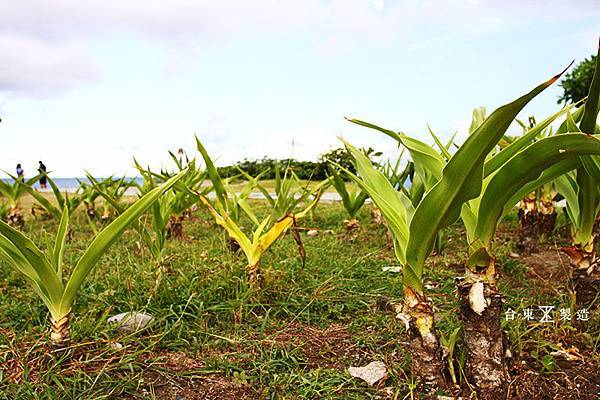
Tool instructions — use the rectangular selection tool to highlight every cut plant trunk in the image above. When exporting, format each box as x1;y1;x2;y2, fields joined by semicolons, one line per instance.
538;199;557;239
517;193;538;254
31;204;51;219
397;288;447;388
457;259;509;397
6;207;24;229
371;207;394;248
371;206;384;225
166;215;185;240
50;313;71;354
248;261;262;288
85;202;96;219
344;218;360;231
562;245;600;311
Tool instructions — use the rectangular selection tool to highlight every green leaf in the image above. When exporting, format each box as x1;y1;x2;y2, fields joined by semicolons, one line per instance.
554;171;580;227
580;43;600;135
573;170;599;247
53;207;69;280
345;118;444;189
18;181;61;218
579;46;600;185
406;68;567;292
340;139;410;266
60;169;187;313
196;136;227;208
469;107;486;134
484;105;574;176
476;134;600;247
0;220;63;307
428;125;452;161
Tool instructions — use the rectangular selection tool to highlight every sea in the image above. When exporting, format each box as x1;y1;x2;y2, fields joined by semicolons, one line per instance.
1;177;143;192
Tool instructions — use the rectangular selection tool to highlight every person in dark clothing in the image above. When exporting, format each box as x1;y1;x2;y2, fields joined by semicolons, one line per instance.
16;164;24;181
38;161;47;189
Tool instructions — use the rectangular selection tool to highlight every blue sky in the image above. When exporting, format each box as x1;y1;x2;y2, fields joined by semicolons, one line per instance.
0;0;598;177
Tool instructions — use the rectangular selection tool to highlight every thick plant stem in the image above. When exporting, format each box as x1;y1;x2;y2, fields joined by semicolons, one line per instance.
85;201;96;219
371;207;394;248
248;261;261;288
50;313;71;354
398;287;447;388
457;260;508;397
344;218;360;231
517;193;538;254
6;206;24;230
538;199;557;238
166;215;184;240
562;245;600;310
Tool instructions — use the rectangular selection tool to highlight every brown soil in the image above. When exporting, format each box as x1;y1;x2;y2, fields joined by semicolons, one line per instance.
134;351;259;400
152;375;257;400
507;357;600;399
141;323;368;399
261;322;366;368
518;246;572;296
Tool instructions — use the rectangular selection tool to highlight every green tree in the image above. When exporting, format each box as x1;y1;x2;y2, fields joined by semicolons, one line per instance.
319;146;381;176
558;54;597;104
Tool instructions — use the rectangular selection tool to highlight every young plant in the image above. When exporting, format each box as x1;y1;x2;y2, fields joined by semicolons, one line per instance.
250;162;329;220
88;175;138;222
20;174;86;219
329;168;368;229
0;174;41;228
134;154;208;240
510;114;575;252
0;171;185;352
553;48;600;310
132;158;210;264
196;137;319;287
77;179;102;221
349;99;587;393
344;65;572;392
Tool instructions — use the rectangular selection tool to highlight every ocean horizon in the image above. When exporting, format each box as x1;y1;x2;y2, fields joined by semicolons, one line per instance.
1;177;143;191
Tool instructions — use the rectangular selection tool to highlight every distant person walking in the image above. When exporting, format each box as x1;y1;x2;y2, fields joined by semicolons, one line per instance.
16;163;24;181
38;161;47;189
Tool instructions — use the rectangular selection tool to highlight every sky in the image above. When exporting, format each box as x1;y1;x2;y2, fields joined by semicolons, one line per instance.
0;0;598;177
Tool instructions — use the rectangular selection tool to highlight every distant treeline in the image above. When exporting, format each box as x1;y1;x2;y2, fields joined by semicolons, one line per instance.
217;158;328;180
216;147;376;181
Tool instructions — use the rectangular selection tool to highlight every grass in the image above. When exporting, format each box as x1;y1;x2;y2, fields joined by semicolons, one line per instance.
224;179;357;194
0;195;598;399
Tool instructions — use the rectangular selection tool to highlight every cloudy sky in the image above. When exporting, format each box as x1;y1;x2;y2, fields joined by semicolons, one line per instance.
0;0;598;177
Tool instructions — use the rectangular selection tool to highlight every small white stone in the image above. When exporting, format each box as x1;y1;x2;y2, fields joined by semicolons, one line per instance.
307;230;319;237
110;342;123;350
348;361;387;386
382;266;402;273
108;312;155;333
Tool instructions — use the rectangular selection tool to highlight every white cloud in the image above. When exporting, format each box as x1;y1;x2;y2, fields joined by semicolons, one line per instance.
0;33;100;96
0;0;597;97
